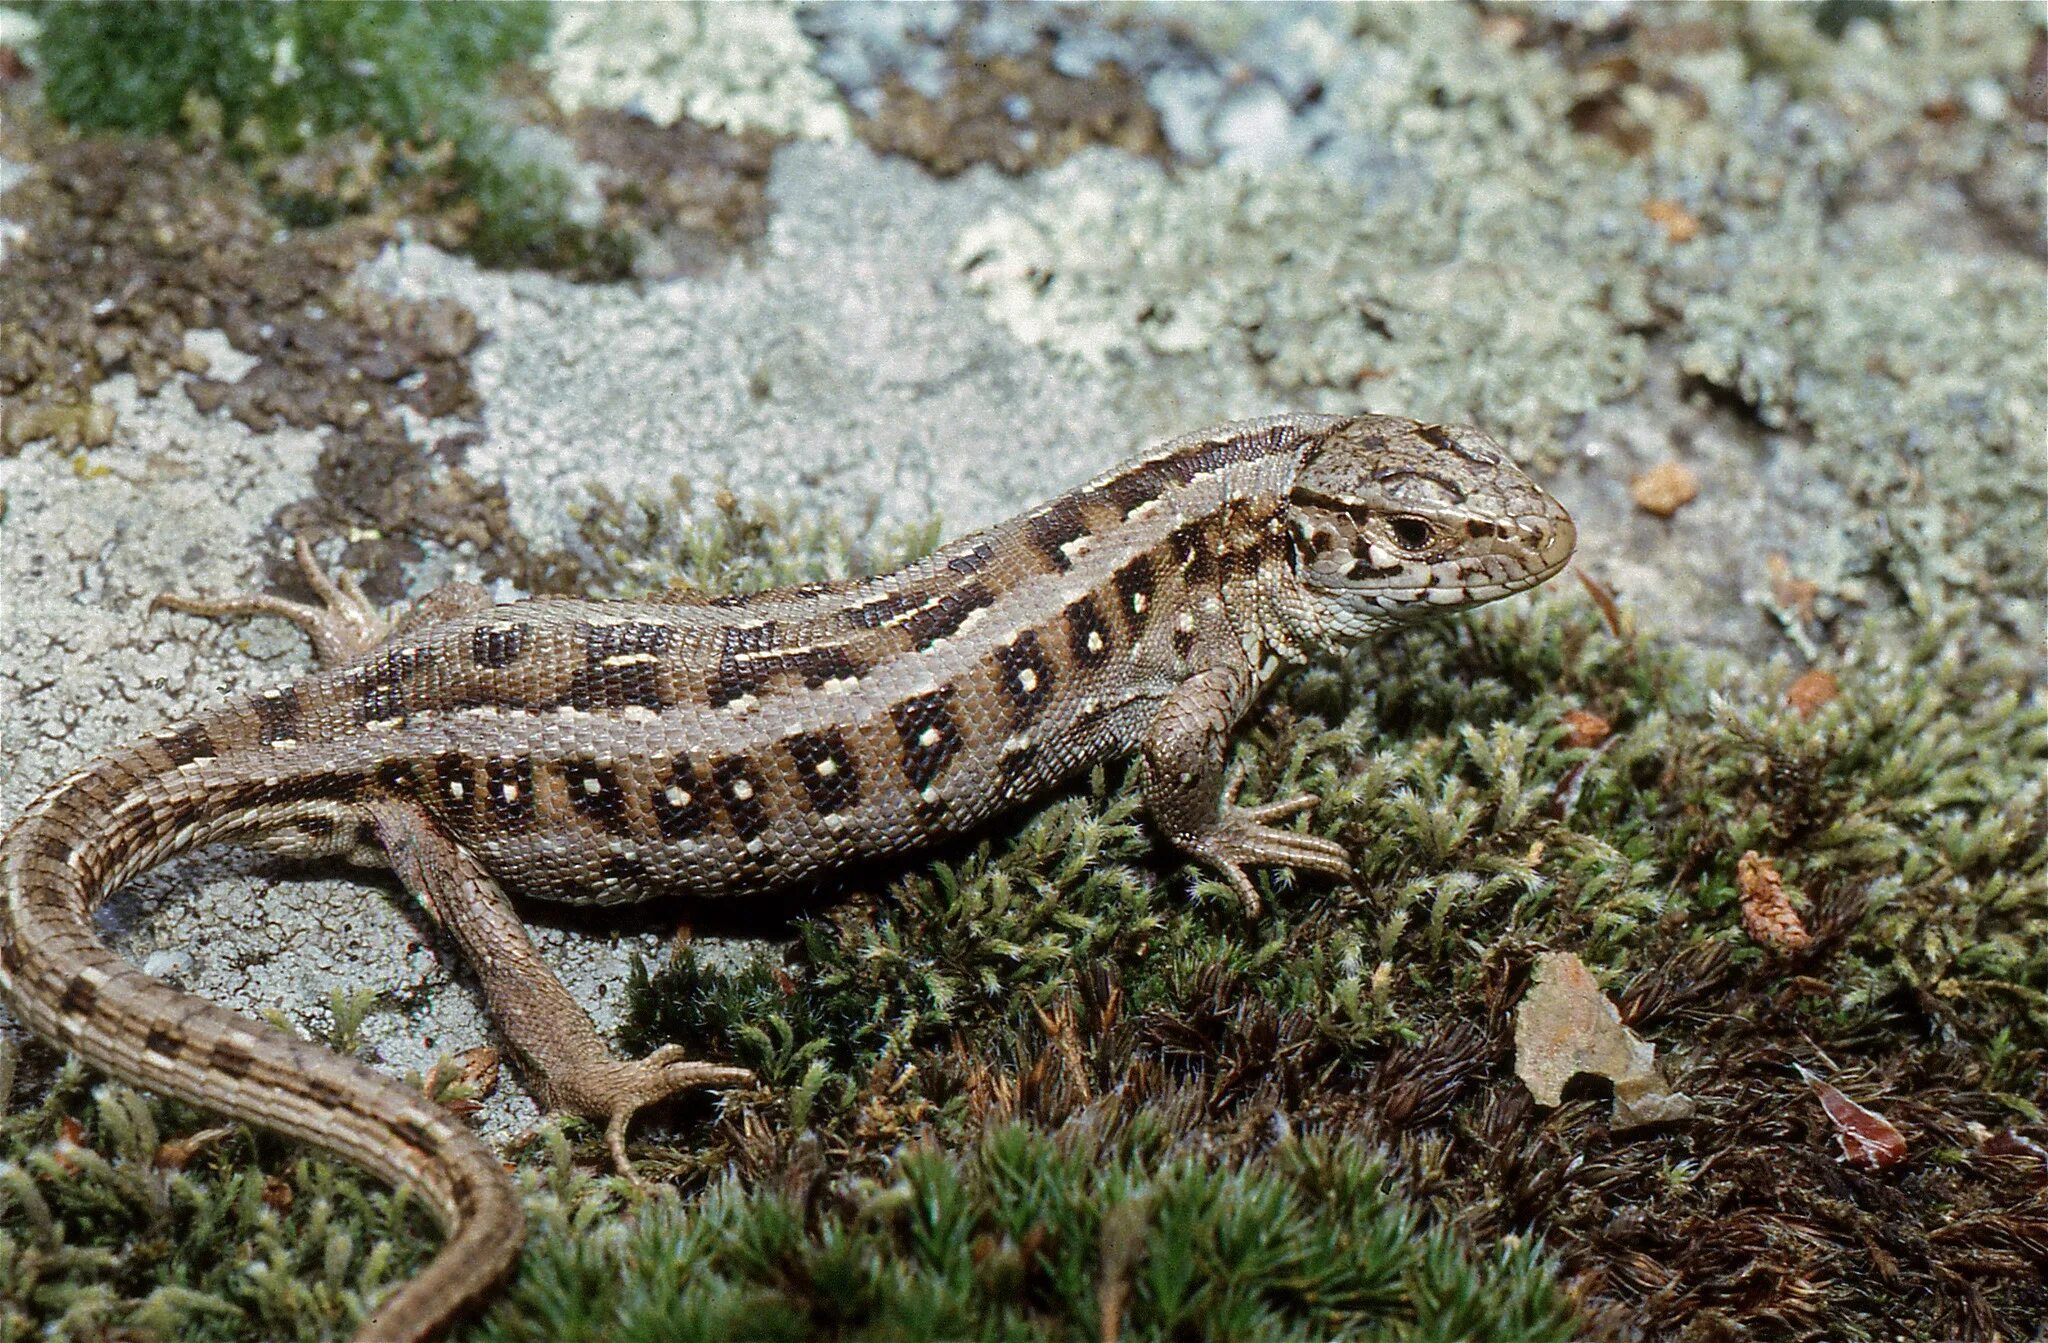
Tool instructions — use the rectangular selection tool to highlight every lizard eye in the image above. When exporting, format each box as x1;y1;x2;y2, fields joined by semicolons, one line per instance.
1388;514;1434;549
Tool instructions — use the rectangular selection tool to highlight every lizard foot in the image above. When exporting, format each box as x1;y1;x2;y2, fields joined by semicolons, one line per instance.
546;1048;757;1181
156;537;392;666
1181;793;1353;919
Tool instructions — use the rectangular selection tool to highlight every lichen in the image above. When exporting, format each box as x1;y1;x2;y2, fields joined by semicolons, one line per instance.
541;2;849;144
952;1;2045;651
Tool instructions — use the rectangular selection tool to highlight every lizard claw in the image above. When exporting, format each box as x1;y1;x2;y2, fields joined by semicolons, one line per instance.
1180;793;1352;919
551;1047;755;1181
155;537;393;666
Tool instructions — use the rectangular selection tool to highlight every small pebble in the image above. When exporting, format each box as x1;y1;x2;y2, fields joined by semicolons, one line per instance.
1630;461;1699;517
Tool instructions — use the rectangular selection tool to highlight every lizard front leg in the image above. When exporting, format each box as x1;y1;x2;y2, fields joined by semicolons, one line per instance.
366;800;755;1176
1141;664;1353;917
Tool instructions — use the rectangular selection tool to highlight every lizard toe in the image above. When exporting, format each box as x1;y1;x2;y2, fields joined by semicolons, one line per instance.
553;1050;754;1181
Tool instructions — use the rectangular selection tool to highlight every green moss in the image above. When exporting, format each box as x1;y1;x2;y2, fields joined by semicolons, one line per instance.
477;1123;1578;1343
33;1;548;144
27;0;630;274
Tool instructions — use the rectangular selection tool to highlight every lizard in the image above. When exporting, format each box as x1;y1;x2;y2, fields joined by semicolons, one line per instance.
0;412;1574;1342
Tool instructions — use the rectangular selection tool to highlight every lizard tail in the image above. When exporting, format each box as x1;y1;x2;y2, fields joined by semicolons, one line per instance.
0;726;523;1342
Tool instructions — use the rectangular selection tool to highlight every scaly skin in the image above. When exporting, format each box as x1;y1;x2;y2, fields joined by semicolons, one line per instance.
0;413;1574;1340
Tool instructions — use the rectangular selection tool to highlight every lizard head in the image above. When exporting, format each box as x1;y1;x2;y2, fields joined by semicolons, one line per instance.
1286;414;1576;642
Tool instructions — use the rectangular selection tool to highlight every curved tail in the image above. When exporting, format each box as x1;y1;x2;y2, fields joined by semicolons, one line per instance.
0;719;524;1342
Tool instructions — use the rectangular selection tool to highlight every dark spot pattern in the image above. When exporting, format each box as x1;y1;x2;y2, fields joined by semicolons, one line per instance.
1412;422;1496;465
485;757;535;825
997;739;1040;793
1171;523;1218;588
567;660;665;712
563;759;631;834
1098;459;1172;515
845;589;925;629
1223;542;1268;585
891;688;963;794
161;723;218;767
1025;496;1090;571
470;623;527;668
583;619;673;663
1372;468;1469;507
143;1026;182;1058
357;646;432;725
710;622;777;707
389;1116;438;1157
1064;594;1115;668
209;1039;256;1078
651;756;713;841
292;815;338;842
59;974;99;1015
1113;555;1156;633
713;622;864;705
1164;423;1299;485
564;620;673;711
786;730;860;814
433;754;475;813
1347;560;1403;580
712;756;770;840
254;688;301;745
26;830;75;867
303;1076;348;1107
947;541;996;574
903;581;996;649
992;631;1055;726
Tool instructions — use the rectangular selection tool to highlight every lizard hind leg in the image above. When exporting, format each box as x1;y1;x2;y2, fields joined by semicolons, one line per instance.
154;537;492;668
365;800;755;1177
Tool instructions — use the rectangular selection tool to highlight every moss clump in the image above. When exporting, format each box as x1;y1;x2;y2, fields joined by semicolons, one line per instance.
33;1;548;143
479;1120;1579;1343
26;0;626;274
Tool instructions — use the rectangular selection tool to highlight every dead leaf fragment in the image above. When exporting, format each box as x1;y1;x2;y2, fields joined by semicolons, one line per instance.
1979;1127;2048;1174
1736;850;1812;953
1514;951;1694;1129
1630;461;1700;517
1561;709;1613;749
1798;1066;1907;1170
1642;198;1700;242
262;1174;295;1212
426;1045;501;1115
1765;552;1820;623
1573;566;1628;639
156;1125;235;1170
1785;668;1839;720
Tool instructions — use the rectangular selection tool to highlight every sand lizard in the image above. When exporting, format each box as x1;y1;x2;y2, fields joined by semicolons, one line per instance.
0;413;1574;1340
